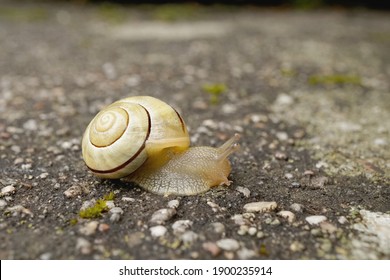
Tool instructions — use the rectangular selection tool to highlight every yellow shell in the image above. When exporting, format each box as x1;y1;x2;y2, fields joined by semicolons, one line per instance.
81;96;190;179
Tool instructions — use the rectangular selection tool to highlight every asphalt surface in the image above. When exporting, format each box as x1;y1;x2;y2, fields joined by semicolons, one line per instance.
0;2;389;259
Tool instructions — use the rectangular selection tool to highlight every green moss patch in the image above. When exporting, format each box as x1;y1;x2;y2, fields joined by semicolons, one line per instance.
79;192;115;219
308;74;362;86
0;7;49;22
202;83;227;105
151;4;202;22
96;3;128;24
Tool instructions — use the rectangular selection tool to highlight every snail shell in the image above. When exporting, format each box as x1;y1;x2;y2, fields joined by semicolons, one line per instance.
82;96;189;179
82;96;240;195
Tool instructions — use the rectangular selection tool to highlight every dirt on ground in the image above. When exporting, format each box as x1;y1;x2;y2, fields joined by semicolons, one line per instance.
0;2;389;260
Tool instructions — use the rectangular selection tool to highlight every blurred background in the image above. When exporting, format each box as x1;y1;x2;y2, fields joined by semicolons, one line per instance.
1;0;390;261
2;0;390;9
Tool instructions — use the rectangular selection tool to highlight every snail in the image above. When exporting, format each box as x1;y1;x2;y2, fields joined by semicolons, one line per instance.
81;96;240;195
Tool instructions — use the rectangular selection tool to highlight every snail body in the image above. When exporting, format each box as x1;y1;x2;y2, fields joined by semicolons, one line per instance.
82;96;240;195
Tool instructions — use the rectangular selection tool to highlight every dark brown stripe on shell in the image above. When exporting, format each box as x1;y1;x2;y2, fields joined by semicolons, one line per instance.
87;105;151;175
172;107;186;133
91;109;130;148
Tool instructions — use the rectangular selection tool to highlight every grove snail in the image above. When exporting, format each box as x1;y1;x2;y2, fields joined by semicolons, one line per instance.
81;96;240;195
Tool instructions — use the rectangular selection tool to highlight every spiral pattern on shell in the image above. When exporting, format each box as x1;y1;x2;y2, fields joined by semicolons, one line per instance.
81;96;189;179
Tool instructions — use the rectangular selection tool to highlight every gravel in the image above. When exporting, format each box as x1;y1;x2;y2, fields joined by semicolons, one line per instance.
63;185;82;198
0;2;389;260
76;238;92;255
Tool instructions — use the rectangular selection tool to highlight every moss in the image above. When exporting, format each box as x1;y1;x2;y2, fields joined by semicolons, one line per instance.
96;3;128;24
308;74;362;86
369;32;390;43
159;237;182;249
69;218;78;226
202;83;227;105
289;0;324;9
103;192;115;201
259;243;269;256
0;7;49;22
280;68;297;77
151;4;201;22
79;192;115;219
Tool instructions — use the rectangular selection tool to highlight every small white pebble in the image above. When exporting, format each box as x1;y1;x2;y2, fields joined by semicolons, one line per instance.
23;119;38;131
276;131;289;141
11;145;21;154
14;157;24;165
150;208;176;225
373;138;387;146
6;205;33;217
221;104;237;114
76;237;92;255
237;248;256;259
338;216;348;224
80;199;96;211
236;186;251;197
109;207;123;214
79;221;98;236
121;197;135;202
216;238;240;251
109;207;124;222
210;222;225;234
105;201;115;209
306;215;327;225
168;199;180;209
290;241;305;252
243;201;277;213
21;163;32;170
274;93;294;107
248;227;257;236
202;119;218;129
232;214;246;225
237;225;249;235
1;185;16;196
250;114;268;123
61;141;72;150
180;231;198;243
277;210;296;223
290;203;304;213
102;62;117;80
63;185;82;198
0;199;7;209
172;220;193;235
39;252;52;260
38;172;49;179
256;231;265;239
150;225;167;238
207;201;219;208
